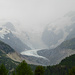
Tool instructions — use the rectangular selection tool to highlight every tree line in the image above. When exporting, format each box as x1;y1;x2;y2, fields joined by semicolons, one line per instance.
0;60;75;75
0;60;44;75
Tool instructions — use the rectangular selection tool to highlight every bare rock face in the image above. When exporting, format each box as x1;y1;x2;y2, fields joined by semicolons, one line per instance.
0;23;31;53
0;40;24;63
22;38;75;66
42;11;75;49
37;49;75;65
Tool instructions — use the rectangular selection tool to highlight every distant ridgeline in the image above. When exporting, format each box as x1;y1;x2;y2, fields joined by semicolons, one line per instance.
57;38;75;50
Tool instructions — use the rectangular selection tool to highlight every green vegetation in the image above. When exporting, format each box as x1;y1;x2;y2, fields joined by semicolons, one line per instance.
16;60;33;75
0;52;75;75
34;66;44;75
42;38;75;75
0;40;15;53
60;54;75;67
0;50;19;70
0;38;75;75
44;65;69;75
0;61;33;75
0;40;19;71
0;64;8;75
69;67;75;75
44;54;75;75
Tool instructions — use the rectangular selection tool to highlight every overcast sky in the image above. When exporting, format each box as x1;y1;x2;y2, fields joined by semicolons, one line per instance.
0;0;75;30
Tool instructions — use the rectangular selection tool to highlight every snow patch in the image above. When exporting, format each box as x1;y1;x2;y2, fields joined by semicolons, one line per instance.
0;28;10;39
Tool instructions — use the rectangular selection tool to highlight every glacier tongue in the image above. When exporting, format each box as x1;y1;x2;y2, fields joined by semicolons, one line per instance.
21;49;49;60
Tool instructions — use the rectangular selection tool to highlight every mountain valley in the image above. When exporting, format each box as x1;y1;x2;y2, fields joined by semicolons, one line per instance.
0;11;75;66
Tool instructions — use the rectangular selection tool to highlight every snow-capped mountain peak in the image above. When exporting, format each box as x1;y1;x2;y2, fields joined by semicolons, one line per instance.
0;27;10;39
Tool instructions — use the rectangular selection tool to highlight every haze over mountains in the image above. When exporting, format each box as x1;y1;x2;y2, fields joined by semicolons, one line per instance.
0;22;31;52
18;11;75;49
42;11;75;48
0;11;75;50
0;11;75;65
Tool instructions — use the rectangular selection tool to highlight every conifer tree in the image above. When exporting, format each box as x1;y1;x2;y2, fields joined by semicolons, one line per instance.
34;66;44;75
69;67;75;75
16;60;33;75
0;64;8;75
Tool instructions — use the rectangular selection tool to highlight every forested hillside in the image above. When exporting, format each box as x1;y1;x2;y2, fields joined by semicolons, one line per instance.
44;54;75;75
0;40;20;71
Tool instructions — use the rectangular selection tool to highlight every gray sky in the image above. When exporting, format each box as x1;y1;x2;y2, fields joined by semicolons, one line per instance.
0;0;75;30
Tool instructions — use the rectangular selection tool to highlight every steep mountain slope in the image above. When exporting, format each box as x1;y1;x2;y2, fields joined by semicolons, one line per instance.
44;54;75;75
17;11;75;66
17;11;75;50
0;12;75;50
65;23;75;40
0;40;24;62
16;28;48;49
42;11;75;48
0;22;31;53
26;38;75;66
38;38;75;64
0;49;19;70
57;38;75;50
0;11;75;66
0;40;38;71
60;54;75;67
0;40;23;70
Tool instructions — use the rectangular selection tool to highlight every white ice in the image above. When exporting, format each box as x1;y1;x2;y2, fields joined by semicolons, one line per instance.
21;49;49;60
